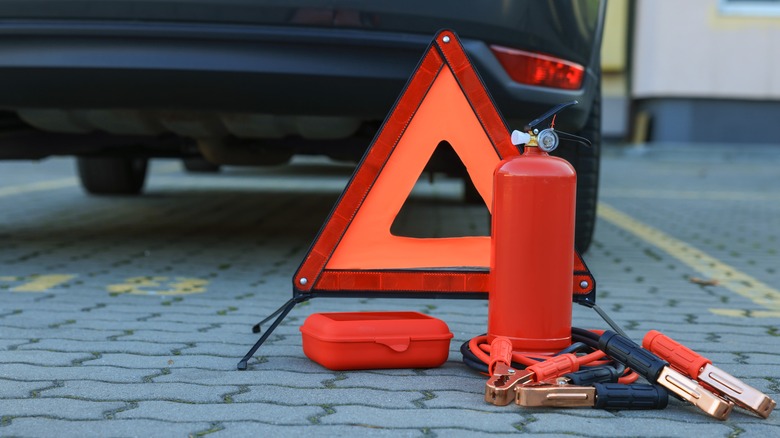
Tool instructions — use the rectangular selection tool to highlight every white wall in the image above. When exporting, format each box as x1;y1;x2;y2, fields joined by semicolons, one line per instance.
632;0;780;100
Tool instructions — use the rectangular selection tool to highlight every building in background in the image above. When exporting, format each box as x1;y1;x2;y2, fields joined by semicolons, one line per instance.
602;0;780;144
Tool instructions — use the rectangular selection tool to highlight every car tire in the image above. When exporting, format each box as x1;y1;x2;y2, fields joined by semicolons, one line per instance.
552;86;601;254
77;156;148;195
182;157;221;173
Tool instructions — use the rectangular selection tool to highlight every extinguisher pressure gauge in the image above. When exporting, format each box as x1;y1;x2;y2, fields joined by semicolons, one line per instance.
537;129;559;152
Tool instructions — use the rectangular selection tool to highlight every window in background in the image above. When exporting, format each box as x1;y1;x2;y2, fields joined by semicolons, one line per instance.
720;0;780;16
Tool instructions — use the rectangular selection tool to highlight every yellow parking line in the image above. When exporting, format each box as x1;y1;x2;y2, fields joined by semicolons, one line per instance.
597;202;780;317
601;188;780;202
107;276;209;296
0;161;181;198
11;274;76;292
709;309;780;318
0;178;78;198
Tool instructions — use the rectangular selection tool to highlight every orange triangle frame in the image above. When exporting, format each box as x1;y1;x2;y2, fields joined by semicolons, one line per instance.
294;30;594;298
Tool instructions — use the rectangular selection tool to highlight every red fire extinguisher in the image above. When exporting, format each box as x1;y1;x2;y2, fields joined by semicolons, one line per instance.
488;102;585;354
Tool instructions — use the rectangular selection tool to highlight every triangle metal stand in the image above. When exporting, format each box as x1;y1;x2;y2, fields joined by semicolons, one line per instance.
237;294;310;370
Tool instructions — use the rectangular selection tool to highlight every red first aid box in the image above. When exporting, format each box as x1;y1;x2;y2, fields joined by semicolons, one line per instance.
300;311;453;370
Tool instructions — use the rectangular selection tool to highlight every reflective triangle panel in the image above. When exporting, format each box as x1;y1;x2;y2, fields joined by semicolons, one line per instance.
293;30;594;300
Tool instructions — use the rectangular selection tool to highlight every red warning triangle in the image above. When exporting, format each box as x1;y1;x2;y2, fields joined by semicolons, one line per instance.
294;30;594;298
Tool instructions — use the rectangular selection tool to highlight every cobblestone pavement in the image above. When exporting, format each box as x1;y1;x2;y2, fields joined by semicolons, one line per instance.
1;144;778;437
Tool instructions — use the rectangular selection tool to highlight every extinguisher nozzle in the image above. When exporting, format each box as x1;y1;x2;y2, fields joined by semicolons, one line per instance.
511;130;531;146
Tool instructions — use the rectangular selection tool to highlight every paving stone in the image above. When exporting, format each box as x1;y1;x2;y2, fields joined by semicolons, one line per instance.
0;379;56;398
41;380;238;403
213;423;417;437
233;386;423;407
57;318;230;333
724;364;780;379
0;309;161;327
178;342;299;358
0;364;159;383
319;406;525;433
119;329;261;344
738;377;778;395
0;351;96;366
152;368;334;387
16;339;190;355
0;418;214;438
114;400;321;424
0;338;23;350
329;372;484;393
524;413;734;436
213;423;509;437
1;149;779;436
0;398;126;420
738;423;780;437
421;391;516;411
81;353;237;370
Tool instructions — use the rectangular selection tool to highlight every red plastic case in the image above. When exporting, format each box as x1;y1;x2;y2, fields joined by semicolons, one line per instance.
300;311;453;370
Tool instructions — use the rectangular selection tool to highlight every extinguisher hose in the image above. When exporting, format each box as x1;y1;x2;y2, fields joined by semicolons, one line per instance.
461;327;637;384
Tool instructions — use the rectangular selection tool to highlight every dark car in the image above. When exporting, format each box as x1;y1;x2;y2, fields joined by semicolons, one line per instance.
0;0;606;252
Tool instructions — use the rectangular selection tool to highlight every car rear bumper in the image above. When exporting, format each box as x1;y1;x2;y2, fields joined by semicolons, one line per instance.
0;20;597;131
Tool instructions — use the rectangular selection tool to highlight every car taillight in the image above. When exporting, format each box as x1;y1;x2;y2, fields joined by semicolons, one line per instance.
490;45;584;90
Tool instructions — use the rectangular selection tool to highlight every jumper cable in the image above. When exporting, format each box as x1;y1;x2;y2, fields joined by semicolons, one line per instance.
643;330;776;418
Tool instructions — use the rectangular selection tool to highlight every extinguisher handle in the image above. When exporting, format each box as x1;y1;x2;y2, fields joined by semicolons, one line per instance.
556;130;591;148
524;100;579;131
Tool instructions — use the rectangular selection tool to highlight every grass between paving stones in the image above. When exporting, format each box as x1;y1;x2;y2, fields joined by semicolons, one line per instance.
728;425;746;438
307;405;336;424
321;373;347;389
170;343;197;356
161;297;184;306
137;312;161;322
222;386;250;404
411;391;436;408
766;377;779;394
29;381;64;398
106;330;134;341
188;422;225;437
8;338;39;350
733;352;750;364
47;319;77;329
80;303;106;312
196;323;221;333
233;293;255;300
513;415;537;432
420;427;436;436
71;352;102;366
624;320;639;330
141;368;171;383
103;401;139;420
